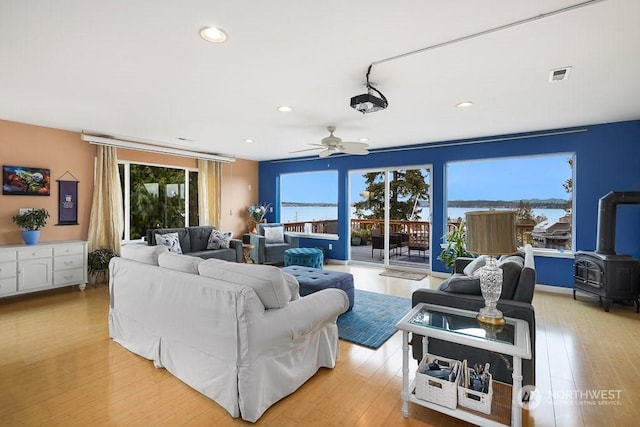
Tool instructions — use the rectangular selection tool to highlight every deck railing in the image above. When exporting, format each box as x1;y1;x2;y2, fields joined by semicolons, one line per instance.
283;219;533;247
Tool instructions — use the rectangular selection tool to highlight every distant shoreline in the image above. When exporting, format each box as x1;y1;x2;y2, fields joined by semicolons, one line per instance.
283;198;569;209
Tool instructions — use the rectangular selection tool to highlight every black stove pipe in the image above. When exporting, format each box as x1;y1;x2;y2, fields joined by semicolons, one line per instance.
596;191;640;255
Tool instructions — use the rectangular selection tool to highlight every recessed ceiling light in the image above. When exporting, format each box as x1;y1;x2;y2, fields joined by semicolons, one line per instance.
200;26;227;43
456;101;474;108
277;105;293;112
243;139;254;143
359;138;369;143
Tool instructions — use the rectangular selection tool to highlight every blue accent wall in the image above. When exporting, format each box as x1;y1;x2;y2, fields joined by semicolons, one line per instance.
259;120;640;287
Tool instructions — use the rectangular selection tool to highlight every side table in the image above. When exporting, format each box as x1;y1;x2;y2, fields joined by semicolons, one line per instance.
395;303;531;427
242;243;254;263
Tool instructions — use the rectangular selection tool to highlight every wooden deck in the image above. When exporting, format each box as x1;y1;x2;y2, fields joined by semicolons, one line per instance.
349;241;431;271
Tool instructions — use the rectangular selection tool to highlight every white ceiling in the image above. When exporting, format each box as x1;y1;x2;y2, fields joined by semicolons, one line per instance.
1;0;639;161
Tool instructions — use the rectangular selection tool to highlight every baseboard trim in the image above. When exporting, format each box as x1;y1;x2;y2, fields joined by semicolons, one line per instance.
535;283;573;295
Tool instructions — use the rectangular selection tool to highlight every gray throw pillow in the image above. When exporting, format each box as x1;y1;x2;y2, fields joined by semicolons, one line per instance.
498;256;524;299
438;275;482;295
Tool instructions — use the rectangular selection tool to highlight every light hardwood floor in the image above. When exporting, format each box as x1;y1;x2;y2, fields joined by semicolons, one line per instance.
1;264;639;426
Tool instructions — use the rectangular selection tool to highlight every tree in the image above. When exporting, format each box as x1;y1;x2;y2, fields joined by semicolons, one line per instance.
353;169;429;220
515;200;536;226
126;164;188;239
563;158;573;211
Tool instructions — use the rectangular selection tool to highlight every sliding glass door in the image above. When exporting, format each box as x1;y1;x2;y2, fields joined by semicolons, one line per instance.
349;166;431;271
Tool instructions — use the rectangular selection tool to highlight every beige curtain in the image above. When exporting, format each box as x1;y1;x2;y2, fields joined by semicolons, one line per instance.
88;145;124;254
198;159;222;226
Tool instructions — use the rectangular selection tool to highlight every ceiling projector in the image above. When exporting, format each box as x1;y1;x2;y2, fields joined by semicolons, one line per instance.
350;93;387;114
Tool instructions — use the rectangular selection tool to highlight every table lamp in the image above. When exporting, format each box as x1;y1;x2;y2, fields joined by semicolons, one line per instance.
465;210;517;325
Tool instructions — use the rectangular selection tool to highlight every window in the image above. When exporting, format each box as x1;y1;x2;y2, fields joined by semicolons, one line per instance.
280;171;338;234
446;154;574;251
119;162;198;240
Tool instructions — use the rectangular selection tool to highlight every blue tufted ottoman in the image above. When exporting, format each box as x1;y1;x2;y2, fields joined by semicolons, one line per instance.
282;266;355;310
284;247;324;269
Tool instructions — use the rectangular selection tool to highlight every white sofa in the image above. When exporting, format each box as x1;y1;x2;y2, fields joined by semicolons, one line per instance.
108;245;349;422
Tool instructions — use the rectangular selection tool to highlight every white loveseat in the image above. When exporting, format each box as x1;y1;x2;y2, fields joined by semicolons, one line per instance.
108;245;349;422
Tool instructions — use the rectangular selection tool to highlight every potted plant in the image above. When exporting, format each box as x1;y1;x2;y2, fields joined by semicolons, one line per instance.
358;228;371;245
11;208;50;245
87;248;117;285
437;222;472;272
247;202;271;233
351;229;363;246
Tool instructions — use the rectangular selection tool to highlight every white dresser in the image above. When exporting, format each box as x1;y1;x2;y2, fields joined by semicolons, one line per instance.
0;240;88;297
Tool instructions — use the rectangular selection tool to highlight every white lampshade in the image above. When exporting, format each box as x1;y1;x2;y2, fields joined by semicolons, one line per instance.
465;210;517;256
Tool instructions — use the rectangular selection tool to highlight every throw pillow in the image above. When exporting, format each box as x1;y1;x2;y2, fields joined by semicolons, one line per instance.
155;232;183;254
264;226;285;244
498;255;524;299
438;275;482;295
206;229;234;249
462;255;486;276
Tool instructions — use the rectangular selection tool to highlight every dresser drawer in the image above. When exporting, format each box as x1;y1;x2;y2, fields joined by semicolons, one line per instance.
54;268;85;285
0;261;17;279
0;277;17;295
0;250;16;262
54;244;86;257
18;247;53;260
54;254;85;271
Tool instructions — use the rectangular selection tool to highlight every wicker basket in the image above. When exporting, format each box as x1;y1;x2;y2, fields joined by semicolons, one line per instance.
457;360;493;414
415;354;460;410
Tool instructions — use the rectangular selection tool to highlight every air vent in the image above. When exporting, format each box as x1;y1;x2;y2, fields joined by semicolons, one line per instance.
549;66;572;82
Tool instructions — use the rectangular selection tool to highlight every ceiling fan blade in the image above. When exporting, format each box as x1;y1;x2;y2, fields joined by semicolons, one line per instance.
289;147;323;154
338;141;370;155
341;146;369;155
318;149;333;158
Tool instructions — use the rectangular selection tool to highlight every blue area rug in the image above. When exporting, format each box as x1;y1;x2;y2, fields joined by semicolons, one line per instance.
337;289;411;349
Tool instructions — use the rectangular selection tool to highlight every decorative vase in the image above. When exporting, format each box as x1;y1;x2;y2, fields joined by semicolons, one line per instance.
22;230;41;245
248;219;258;234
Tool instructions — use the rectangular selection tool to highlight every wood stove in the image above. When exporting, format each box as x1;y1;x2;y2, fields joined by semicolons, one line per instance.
573;191;640;312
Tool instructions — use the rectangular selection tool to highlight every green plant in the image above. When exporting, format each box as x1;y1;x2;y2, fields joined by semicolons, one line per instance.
11;208;50;230
88;248;118;273
352;228;371;245
437;223;472;272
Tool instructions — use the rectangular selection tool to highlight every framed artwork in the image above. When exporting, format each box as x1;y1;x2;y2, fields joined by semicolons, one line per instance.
2;165;51;196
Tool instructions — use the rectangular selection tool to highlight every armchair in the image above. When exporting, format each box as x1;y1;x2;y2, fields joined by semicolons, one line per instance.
371;227;398;258
249;223;299;265
411;245;536;387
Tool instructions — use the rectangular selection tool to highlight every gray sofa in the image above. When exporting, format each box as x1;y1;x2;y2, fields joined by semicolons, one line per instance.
411;244;536;387
146;226;243;263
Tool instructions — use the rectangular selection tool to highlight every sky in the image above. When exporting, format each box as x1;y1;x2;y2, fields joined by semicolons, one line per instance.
281;154;573;204
447;154;572;200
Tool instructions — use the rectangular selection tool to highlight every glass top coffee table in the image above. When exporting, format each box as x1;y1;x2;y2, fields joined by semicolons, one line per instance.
395;303;531;427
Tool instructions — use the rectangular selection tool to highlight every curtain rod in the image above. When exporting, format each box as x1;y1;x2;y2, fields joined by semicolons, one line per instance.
81;134;235;163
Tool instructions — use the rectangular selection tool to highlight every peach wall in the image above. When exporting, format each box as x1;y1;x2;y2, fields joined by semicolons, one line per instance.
0;120;95;244
0;119;258;245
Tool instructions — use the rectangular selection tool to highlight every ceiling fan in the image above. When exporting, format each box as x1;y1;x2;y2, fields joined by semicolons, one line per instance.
292;126;370;158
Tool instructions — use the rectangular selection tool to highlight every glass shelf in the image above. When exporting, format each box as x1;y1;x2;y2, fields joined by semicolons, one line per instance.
409;305;516;345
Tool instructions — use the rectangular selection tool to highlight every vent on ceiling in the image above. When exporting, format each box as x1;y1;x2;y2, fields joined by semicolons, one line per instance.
549;66;572;82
